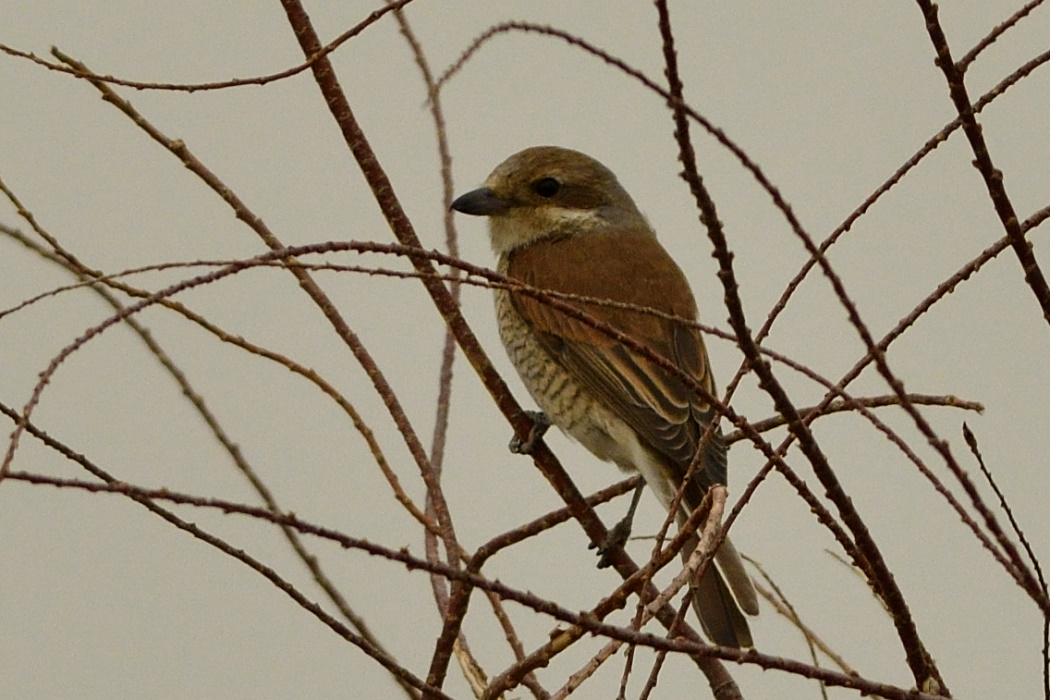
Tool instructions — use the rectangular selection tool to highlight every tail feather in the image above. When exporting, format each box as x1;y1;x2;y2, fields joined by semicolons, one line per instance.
715;536;760;615
687;534;758;647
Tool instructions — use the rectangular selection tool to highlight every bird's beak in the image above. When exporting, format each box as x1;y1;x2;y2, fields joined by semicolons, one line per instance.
450;187;512;216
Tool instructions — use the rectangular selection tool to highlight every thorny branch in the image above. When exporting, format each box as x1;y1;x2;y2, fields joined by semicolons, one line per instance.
3;2;1048;699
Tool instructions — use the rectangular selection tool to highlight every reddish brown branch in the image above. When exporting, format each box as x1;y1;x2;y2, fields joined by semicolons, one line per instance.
916;0;1050;327
653;0;944;690
0;1;417;93
0;461;949;700
957;0;1048;70
272;3;752;696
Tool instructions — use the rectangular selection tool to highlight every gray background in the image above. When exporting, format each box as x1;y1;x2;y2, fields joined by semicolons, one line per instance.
2;1;1048;698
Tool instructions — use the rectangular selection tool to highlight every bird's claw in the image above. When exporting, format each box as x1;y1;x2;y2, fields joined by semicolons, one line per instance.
508;411;551;455
590;516;632;569
589;480;644;568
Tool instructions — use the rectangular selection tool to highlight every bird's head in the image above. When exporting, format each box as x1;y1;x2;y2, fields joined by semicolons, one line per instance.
451;146;650;255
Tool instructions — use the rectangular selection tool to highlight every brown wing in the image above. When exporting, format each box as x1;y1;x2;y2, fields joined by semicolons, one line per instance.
507;228;727;490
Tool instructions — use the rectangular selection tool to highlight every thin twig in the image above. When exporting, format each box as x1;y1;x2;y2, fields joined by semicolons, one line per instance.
916;0;1050;326
48;45;467;633
957;0;1048;70
962;423;1050;700
0;209;420;697
0;1;418;93
275;4;758;696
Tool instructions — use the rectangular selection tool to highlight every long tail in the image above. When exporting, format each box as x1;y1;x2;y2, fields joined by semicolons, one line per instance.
687;534;759;648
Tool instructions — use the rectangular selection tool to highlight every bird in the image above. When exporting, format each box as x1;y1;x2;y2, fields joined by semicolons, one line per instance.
450;146;759;647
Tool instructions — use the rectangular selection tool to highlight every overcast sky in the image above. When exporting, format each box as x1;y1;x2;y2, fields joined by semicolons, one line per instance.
2;2;1049;698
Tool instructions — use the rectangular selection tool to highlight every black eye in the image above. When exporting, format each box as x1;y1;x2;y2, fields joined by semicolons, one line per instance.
532;177;561;198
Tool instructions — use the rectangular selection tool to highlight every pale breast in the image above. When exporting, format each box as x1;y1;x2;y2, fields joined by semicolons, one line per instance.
495;257;642;472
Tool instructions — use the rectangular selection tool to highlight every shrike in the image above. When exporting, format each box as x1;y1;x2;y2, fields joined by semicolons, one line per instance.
451;146;758;647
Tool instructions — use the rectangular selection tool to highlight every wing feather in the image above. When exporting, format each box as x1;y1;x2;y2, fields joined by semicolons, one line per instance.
507;229;727;492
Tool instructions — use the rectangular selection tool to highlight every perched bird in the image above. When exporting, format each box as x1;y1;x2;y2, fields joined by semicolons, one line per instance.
451;146;759;647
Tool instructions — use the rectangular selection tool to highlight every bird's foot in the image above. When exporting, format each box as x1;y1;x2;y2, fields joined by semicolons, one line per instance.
508;411;551;455
590;515;633;569
589;479;645;568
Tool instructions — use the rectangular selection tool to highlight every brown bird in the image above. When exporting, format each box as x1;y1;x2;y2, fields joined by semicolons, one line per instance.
451;146;758;647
